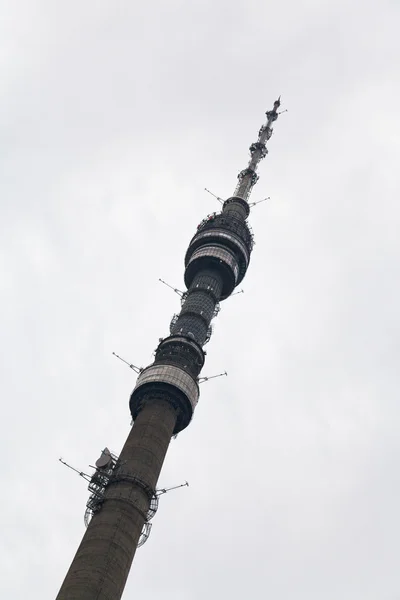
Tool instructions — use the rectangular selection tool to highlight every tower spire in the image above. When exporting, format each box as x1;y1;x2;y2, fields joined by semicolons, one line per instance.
234;97;281;202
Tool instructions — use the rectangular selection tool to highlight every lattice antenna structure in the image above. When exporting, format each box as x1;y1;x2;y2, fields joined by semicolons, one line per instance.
61;448;189;548
234;97;281;202
83;448;119;528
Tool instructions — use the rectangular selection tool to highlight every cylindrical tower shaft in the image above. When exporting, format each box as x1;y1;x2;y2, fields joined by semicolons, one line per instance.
56;98;281;600
56;399;176;600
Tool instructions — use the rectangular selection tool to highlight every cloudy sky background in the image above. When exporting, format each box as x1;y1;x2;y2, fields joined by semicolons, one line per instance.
1;0;400;598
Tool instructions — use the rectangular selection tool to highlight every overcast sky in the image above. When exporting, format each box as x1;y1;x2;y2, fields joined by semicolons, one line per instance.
1;1;400;598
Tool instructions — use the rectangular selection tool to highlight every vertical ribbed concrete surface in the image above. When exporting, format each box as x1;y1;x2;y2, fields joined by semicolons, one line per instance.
56;400;177;600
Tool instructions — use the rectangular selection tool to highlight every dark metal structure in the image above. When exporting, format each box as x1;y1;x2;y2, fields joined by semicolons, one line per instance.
56;98;281;600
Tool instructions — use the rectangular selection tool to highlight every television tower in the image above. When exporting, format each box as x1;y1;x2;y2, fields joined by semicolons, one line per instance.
56;98;282;600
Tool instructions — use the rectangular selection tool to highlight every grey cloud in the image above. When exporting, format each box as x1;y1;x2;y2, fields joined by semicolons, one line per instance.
1;0;399;598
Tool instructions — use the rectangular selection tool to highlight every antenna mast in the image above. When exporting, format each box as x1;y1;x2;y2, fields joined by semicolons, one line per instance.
234;97;281;202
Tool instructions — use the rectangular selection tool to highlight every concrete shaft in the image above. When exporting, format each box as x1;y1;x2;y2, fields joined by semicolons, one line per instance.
56;399;177;600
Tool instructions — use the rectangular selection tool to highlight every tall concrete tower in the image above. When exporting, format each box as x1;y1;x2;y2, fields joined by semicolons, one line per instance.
57;98;281;600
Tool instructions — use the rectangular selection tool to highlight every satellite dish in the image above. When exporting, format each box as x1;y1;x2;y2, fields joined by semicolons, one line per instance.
95;448;112;469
